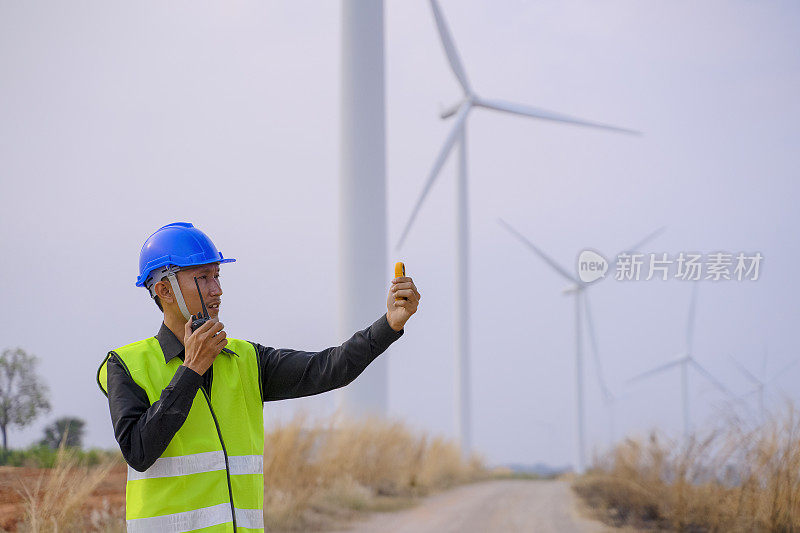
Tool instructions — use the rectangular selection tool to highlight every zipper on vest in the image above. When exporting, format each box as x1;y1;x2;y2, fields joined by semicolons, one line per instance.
200;387;238;532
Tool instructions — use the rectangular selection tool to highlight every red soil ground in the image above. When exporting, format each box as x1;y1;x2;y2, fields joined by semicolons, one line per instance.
0;464;126;531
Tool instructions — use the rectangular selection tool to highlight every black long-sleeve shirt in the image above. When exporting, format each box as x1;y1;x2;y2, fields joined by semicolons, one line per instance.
105;313;403;471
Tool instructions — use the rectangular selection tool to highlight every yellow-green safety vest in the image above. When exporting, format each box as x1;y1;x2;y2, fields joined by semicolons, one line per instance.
97;336;265;532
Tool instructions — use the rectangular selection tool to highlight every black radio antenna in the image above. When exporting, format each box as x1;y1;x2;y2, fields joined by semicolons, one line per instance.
194;277;209;319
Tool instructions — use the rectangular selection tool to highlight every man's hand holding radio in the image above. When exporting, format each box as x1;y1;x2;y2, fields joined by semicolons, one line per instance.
387;276;421;332
183;318;228;375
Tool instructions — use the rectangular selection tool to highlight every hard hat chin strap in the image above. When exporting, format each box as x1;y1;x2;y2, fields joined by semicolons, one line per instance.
166;271;192;322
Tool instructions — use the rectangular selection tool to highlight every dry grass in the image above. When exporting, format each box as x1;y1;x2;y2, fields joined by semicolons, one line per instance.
262;410;488;531
15;445;122;533
573;403;800;532
6;412;486;532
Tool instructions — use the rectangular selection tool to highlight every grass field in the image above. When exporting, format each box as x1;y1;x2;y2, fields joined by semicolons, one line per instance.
574;404;800;531
14;404;800;532
1;411;488;532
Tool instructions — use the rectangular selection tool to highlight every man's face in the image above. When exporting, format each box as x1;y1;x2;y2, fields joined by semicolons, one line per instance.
176;263;223;318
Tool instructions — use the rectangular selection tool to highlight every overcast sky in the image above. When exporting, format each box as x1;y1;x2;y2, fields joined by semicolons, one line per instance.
1;0;798;468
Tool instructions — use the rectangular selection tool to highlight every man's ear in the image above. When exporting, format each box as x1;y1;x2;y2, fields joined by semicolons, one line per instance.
154;279;174;304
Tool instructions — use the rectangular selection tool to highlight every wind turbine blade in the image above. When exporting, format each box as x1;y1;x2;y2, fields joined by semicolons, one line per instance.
583;292;612;401
396;105;470;250
429;0;471;94
607;226;666;273
686;283;698;355
497;218;579;284
766;358;800;386
474;96;641;135
735;387;760;401
728;355;761;386
689;358;735;398
627;357;684;385
726;387;760;413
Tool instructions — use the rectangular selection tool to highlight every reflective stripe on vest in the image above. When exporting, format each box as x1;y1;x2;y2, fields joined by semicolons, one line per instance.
126;503;264;533
127;452;263;481
98;336;265;532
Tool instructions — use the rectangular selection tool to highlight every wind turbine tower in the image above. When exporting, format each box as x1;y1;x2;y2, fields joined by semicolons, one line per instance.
338;0;389;418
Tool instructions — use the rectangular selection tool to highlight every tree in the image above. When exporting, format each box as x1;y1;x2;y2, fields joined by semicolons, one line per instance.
0;348;51;450
41;417;85;449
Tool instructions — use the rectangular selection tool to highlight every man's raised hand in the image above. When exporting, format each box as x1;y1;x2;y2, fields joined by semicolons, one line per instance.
386;276;420;332
183;317;227;375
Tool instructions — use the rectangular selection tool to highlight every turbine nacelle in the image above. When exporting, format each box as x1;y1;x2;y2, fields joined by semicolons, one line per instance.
439;96;474;120
562;284;583;295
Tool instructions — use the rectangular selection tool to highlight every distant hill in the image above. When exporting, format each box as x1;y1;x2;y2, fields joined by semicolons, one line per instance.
502;462;572;478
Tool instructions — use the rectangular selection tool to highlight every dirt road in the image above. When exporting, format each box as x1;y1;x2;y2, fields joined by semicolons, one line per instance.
336;479;607;533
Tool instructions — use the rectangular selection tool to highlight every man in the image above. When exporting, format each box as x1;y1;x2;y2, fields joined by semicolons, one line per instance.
97;222;420;532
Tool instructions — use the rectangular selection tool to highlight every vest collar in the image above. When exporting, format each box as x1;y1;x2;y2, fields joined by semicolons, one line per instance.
154;322;239;363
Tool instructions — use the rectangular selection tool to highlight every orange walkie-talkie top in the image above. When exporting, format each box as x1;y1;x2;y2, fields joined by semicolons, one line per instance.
394;262;407;301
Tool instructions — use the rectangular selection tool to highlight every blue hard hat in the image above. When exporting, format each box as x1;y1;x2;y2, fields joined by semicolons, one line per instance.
136;222;236;287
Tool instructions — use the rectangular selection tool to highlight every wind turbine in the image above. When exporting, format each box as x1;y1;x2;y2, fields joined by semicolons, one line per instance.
498;218;663;473
628;283;735;440
730;347;799;423
396;0;639;457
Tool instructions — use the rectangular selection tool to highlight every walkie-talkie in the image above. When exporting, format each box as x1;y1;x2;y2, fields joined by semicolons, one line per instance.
191;276;235;355
394;262;407;301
